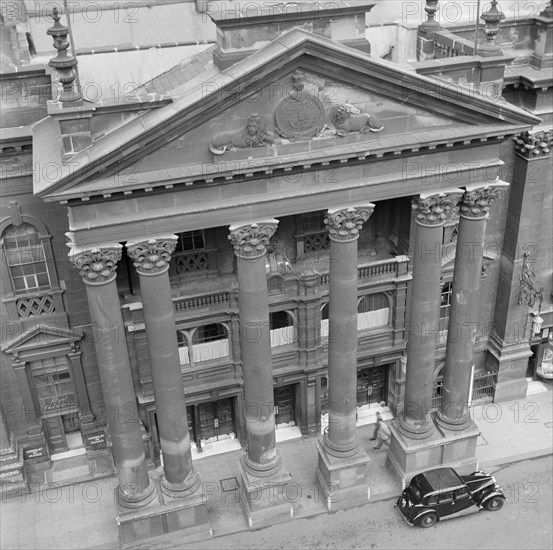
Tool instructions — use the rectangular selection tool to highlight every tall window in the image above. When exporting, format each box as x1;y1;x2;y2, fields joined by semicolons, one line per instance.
173;230;209;274
439;283;453;330
297;212;329;255
439;282;453;343
32;357;76;414
3;223;50;294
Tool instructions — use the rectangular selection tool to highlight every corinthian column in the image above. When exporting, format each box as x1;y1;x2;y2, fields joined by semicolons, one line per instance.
323;205;375;456
69;243;155;509
228;220;281;475
436;183;508;430
229;220;293;528
126;236;200;499
398;190;463;439
315;205;374;512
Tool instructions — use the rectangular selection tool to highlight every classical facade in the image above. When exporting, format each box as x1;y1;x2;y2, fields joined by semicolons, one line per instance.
1;0;552;544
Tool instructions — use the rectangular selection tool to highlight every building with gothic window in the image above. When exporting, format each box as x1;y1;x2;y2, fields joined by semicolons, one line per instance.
1;0;552;544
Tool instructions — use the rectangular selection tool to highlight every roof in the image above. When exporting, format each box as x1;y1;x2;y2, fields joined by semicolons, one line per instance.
413;468;465;495
33;27;541;201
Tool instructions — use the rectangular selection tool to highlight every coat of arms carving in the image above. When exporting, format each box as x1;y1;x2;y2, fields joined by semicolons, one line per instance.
274;70;326;141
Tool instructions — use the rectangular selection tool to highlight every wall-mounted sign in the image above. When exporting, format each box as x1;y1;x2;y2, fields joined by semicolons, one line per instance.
23;444;48;460
83;431;107;448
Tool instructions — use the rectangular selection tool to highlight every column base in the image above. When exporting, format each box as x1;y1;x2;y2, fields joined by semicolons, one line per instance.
486;333;531;402
315;436;370;511
387;418;480;488
117;475;211;548
238;455;293;530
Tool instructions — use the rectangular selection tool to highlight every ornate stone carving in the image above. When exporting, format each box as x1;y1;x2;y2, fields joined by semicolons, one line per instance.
210;113;275;155
47;8;81;103
228;220;278;259
126;235;178;275
513;130;553;158
274;70;326;141
324;205;375;242
412;190;463;225
68;243;122;284
333;104;383;136
460;182;509;218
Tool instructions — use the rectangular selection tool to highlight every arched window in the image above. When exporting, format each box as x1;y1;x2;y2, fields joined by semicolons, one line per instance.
320;303;329;339
2;223;51;294
269;311;296;347
357;293;390;330
177;324;230;365
177;330;191;365
192;323;229;362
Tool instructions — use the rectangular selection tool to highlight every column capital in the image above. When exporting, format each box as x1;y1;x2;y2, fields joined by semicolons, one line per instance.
412;189;463;226
228;219;278;259
68;242;122;285
513;130;552;159
324;204;375;242
126;235;178;275
460;182;509;219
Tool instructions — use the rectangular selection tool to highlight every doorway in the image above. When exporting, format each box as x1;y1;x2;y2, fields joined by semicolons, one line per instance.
274;385;296;427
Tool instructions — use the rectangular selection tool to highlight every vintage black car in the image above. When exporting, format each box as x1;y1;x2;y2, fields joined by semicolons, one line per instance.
395;467;506;528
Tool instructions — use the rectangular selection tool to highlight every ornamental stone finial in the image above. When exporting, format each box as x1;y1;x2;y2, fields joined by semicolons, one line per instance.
324;205;375;242
460;182;509;218
513;130;553;159
126;235;178;275
412;190;464;226
47;7;81;103
68;243;122;284
228;220;279;259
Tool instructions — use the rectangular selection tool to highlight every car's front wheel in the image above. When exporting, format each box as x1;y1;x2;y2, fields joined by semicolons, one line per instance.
484;496;504;511
419;513;438;528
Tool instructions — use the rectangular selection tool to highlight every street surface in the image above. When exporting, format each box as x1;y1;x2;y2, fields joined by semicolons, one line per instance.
183;456;552;550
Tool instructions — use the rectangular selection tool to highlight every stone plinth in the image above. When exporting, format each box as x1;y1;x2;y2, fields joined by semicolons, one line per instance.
117;477;210;548
238;456;294;529
387;419;479;488
315;438;370;511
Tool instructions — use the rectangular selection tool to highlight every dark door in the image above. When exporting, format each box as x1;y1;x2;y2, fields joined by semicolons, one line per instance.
44;416;68;453
436;491;456;516
356;366;387;406
274;386;295;425
197;399;236;441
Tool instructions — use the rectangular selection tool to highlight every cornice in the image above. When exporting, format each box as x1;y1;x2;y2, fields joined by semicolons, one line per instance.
50;130;511;204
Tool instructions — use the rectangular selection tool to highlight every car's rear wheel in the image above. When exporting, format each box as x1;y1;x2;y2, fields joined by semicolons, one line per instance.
484;496;504;511
419;513;438;528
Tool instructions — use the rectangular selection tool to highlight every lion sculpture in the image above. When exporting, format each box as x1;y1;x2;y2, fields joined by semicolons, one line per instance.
210;113;276;155
333;104;384;137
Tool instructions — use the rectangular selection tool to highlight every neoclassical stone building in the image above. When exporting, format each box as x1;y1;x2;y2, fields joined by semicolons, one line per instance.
1;0;552;544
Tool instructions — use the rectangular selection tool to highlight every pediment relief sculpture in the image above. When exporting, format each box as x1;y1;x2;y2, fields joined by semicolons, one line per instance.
332;103;384;136
208;70;385;156
210;113;276;155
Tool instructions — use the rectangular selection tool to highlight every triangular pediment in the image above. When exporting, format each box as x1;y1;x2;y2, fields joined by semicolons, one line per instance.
2;324;83;356
35;28;540;201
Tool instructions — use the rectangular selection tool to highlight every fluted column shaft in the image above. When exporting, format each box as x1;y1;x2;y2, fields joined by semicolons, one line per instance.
69;243;154;508
126;236;199;497
437;183;508;429
324;205;374;457
399;190;463;439
229;220;281;475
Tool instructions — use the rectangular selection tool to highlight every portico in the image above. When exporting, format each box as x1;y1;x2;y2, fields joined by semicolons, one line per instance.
35;25;538;542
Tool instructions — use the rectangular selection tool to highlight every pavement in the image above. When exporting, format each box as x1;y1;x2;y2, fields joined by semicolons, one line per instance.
1;380;551;550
